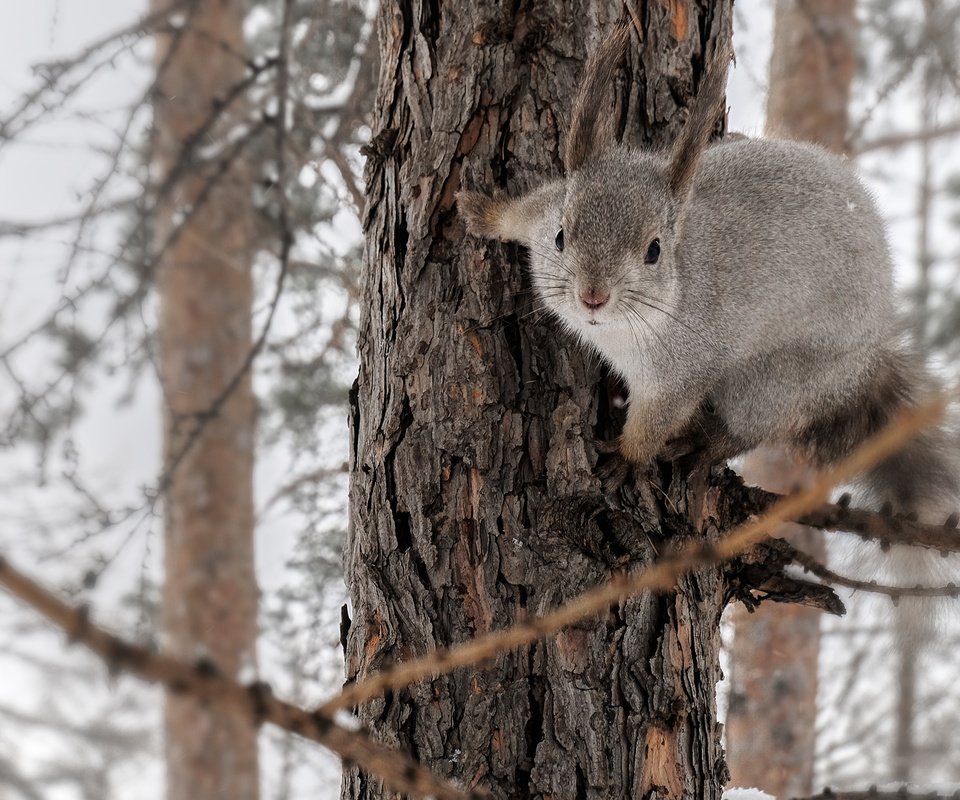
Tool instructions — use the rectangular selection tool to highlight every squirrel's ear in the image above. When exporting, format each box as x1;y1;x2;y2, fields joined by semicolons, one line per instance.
564;24;631;174
458;191;521;241
667;43;732;198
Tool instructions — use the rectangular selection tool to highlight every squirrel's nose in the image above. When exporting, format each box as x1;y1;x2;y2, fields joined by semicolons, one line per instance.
579;287;610;310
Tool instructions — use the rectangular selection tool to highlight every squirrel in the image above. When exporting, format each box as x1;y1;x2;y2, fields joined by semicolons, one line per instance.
458;27;959;603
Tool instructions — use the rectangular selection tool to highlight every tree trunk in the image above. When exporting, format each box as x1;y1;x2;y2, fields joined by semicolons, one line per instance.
764;0;856;153
152;2;260;799
345;3;733;798
726;450;822;798
726;2;855;795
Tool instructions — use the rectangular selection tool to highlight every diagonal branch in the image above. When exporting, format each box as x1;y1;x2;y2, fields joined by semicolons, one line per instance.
319;399;945;715
0;555;485;800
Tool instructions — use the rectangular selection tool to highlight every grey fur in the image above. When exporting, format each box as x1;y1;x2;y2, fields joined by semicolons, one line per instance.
457;42;960;569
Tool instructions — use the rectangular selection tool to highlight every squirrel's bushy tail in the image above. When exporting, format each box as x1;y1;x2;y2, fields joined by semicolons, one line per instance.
846;351;960;641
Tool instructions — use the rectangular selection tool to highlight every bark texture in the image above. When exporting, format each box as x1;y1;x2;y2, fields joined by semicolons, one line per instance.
726;2;855;795
153;2;260;798
345;3;734;798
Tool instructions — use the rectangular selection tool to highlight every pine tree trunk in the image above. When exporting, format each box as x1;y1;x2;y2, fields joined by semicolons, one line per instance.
152;2;260;798
764;0;856;153
726;450;823;798
726;2;855;795
345;3;734;798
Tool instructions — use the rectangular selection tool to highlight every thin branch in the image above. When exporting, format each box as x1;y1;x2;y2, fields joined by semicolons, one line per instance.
845;15;932;148
0;753;45;800
321;136;365;212
318;399;945;715
793;790;960;800
855;117;960;154
0;555;485;800
0;197;138;238
788;545;960;599
0;1;196;150
731;482;960;554
260;462;349;514
0;114;266;368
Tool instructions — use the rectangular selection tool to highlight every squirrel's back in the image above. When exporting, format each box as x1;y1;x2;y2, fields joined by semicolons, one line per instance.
684;138;894;355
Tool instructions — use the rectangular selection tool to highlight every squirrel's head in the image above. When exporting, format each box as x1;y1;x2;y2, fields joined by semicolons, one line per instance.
458;150;682;335
458;25;730;338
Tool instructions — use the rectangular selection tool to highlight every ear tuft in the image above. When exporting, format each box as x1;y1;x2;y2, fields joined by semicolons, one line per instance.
667;42;733;198
457;191;508;239
564;24;631;174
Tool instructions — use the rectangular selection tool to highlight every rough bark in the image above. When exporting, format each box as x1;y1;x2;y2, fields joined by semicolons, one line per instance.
726;2;855;795
152;2;260;798
345;3;734;798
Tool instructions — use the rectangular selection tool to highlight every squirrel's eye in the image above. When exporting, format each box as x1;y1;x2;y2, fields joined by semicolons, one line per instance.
555;228;564;252
645;238;661;265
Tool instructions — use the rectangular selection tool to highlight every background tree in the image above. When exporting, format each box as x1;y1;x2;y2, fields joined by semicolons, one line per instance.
151;0;260;796
808;0;960;786
2;1;960;798
725;1;856;795
0;1;373;796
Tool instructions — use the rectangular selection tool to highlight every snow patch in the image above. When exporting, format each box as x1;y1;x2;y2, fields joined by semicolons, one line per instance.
723;789;776;800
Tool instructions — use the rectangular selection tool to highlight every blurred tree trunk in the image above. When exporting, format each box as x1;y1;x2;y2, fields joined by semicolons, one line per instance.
344;2;734;799
764;0;856;152
725;1;856;796
152;2;260;799
893;4;938;778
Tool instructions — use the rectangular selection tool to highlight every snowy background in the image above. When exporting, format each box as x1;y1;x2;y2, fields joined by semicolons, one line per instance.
1;1;959;798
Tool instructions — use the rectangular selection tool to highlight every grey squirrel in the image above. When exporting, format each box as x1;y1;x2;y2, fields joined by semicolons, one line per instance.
458;28;959;577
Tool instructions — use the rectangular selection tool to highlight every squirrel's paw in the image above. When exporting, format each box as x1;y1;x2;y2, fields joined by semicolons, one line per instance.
596;452;633;492
593;436;654;492
658;432;702;461
592;437;622;455
591;434;655;462
616;435;658;466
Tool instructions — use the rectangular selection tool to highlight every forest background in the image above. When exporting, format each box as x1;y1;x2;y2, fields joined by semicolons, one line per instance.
1;1;960;798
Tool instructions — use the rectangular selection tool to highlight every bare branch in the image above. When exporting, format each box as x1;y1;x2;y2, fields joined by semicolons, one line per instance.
0;753;45;800
786;543;960;599
0;198;137;238
794;790;960;800
0;555;486;800
855;118;960;154
729;481;960;554
260;462;349;514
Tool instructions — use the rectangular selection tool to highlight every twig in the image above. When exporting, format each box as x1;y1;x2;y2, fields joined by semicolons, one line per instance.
788;546;960;600
0;0;192;142
793;789;960;800
318;399;945;715
855;117;960;154
0;556;485;800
